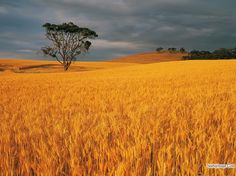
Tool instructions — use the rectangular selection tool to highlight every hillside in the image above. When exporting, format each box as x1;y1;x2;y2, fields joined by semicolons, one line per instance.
0;52;187;73
0;59;236;175
0;59;135;73
110;52;187;63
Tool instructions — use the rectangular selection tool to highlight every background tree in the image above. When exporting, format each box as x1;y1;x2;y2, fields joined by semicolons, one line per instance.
41;22;98;71
180;47;186;53
213;48;232;59
183;48;236;60
156;47;164;52
168;48;177;52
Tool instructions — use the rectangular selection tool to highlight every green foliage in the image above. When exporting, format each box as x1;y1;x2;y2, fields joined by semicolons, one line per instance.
155;47;187;53
42;22;98;37
168;48;177;53
183;48;236;60
180;48;186;53
156;47;164;52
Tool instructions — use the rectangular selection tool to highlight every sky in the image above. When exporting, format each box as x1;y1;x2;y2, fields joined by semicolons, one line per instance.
0;0;236;61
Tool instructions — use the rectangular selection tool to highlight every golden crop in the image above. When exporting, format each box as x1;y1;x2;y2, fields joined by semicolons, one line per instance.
0;60;236;175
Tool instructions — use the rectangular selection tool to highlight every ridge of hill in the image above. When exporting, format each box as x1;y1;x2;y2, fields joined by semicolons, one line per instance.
110;52;187;64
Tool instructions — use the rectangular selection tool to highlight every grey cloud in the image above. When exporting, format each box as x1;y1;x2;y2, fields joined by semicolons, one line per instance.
0;0;236;60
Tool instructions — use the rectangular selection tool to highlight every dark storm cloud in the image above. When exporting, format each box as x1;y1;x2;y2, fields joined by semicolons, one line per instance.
0;0;236;60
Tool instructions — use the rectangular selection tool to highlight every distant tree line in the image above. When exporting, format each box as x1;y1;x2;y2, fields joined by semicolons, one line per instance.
183;48;236;60
156;47;236;60
156;47;186;53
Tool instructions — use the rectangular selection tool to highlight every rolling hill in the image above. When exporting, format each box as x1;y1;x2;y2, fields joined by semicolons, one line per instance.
110;51;187;63
0;59;135;73
0;52;186;73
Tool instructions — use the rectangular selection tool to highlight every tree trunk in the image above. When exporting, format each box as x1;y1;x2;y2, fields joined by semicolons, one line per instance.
64;64;69;71
63;61;71;71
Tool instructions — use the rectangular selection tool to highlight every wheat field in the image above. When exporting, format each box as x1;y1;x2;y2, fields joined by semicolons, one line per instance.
0;60;236;175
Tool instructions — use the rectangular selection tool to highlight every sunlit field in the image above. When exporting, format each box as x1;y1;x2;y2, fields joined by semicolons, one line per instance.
0;59;236;175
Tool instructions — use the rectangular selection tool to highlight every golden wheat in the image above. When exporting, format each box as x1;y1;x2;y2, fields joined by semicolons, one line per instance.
0;60;236;175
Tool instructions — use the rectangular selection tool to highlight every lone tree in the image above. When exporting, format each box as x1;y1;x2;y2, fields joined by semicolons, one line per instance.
41;22;98;71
